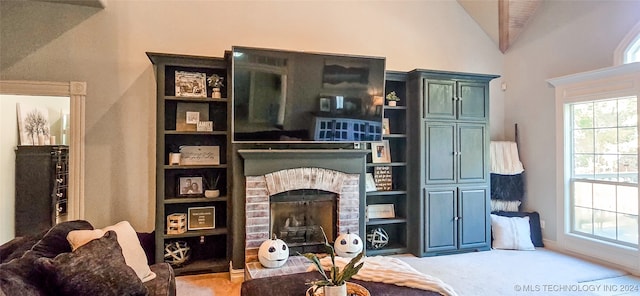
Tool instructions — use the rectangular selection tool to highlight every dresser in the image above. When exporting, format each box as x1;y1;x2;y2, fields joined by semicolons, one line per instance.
15;145;69;236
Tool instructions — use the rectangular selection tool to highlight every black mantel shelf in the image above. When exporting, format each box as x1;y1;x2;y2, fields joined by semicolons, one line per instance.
238;149;369;176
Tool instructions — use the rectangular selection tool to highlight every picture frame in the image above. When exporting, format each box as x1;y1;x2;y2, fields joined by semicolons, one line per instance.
196;121;213;132
367;204;395;219
17;103;51;145
322;59;369;89
319;97;331;112
179;146;220;165
178;176;204;197
374;166;393;191
176;102;209;131
365;173;377;192
187;206;215;230
371;140;391;163
175;71;207;98
382;118;390;135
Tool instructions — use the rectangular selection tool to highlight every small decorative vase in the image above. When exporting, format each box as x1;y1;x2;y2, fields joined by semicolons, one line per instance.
205;189;220;198
323;284;347;296
388;101;397;107
212;88;222;99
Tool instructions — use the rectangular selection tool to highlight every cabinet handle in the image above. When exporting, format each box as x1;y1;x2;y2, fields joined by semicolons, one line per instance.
454;216;459;221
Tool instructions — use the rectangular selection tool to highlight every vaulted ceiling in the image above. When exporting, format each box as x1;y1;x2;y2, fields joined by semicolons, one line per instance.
458;0;543;53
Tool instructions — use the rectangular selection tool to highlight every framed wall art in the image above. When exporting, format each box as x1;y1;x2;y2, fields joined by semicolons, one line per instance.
175;71;207;98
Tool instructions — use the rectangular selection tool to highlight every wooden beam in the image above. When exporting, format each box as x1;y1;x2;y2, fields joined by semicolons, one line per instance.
499;0;510;53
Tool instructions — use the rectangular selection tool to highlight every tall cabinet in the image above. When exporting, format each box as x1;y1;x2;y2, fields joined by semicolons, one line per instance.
365;71;408;256
407;69;499;256
147;52;232;275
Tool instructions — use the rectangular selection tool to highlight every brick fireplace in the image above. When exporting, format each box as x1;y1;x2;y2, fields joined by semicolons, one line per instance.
238;149;368;265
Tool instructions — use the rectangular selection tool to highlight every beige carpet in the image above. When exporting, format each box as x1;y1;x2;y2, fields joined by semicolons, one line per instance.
176;248;639;296
395;248;637;296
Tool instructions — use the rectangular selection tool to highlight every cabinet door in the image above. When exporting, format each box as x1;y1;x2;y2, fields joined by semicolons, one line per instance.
423;79;456;119
457;123;487;183
457;81;488;121
458;186;490;249
424;122;456;185
424;187;458;253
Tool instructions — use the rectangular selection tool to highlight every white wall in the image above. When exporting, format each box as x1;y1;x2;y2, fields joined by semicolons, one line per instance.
0;1;504;232
0;95;69;244
503;0;640;241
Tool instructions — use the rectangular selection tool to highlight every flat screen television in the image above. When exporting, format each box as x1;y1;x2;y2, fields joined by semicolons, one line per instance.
232;46;386;143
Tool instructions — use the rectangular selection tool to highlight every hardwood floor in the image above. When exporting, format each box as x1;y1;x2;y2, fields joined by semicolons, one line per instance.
176;272;242;296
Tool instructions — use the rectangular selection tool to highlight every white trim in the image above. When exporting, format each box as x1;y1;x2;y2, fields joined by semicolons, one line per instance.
549;64;640;274
0;80;86;221
614;20;640;65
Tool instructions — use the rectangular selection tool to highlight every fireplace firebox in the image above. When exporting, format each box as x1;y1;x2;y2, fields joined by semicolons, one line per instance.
270;189;336;254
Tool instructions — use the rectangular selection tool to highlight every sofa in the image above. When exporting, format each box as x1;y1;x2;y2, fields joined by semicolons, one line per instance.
0;220;175;296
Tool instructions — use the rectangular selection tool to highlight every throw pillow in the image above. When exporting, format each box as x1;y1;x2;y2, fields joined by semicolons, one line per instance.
492;211;544;247
36;231;148;296
490;214;535;250
30;220;94;258
67;221;156;282
490;199;521;212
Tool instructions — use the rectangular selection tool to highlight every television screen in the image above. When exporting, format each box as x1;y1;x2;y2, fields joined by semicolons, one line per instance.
232;46;386;143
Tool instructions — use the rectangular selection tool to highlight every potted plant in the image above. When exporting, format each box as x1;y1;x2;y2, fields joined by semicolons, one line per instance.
301;227;364;296
207;74;224;99
385;91;400;106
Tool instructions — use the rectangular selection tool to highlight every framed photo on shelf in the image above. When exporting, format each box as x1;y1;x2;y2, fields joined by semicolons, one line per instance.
175;71;207;98
319;97;331;112
176;102;209;131
382;118;390;135
371;140;391;163
187;206;215;230
367;204;395;219
178;176;204;197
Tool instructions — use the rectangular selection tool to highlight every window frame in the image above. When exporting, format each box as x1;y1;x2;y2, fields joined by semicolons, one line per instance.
549;62;640;272
567;97;638;247
614;20;640;65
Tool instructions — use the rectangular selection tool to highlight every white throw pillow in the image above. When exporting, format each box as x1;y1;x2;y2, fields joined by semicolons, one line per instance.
490;214;535;251
67;221;156;282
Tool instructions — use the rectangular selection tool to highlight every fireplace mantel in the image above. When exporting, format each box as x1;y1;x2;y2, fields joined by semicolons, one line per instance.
237;148;369;266
238;149;369;176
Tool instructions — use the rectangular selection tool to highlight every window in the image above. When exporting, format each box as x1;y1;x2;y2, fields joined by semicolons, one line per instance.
569;97;638;247
615;20;640;65
625;37;640;64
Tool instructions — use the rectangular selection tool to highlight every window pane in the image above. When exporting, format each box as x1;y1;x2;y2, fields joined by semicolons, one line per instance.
573;103;593;128
619;155;638;183
593;183;616;211
618;185;638;215
618;214;638;244
618;127;637;153
574;207;593;234
594;100;618;128
574;182;593;208
595;155;618;181
618;97;637;126
573;129;594;153
593;210;616;240
595;128;618;154
573;154;594;178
